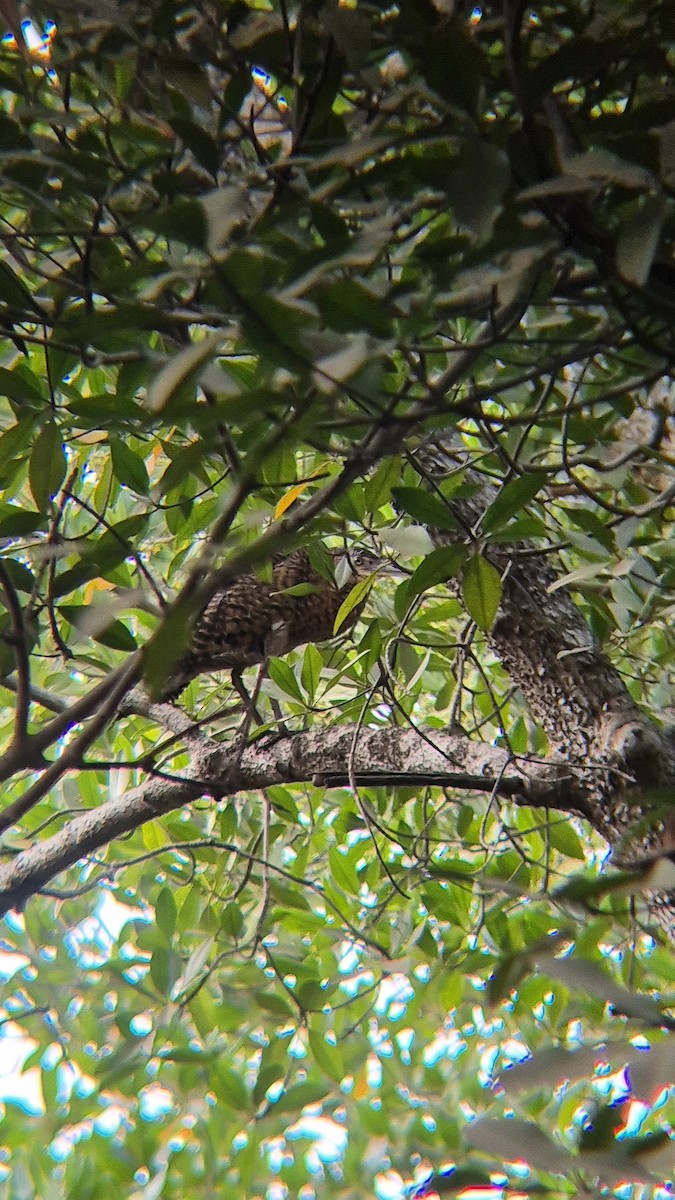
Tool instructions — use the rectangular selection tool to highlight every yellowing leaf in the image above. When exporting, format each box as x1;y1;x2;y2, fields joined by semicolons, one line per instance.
274;461;329;518
83;578;115;603
147;440;167;474
275;480;312;518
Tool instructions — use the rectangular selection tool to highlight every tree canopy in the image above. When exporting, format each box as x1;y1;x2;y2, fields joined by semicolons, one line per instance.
0;1;673;1197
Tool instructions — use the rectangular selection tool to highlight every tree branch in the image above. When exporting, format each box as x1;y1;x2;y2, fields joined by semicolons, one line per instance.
0;655;143;785
0;657;142;835
0;561;32;745
409;435;675;851
0;674;70;715
0;723;578;915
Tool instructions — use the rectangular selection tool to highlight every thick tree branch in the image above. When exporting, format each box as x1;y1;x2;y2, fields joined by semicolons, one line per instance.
0;723;579;915
410;435;675;857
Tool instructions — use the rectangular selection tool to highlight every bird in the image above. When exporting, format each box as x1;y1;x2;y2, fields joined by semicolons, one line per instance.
159;546;387;703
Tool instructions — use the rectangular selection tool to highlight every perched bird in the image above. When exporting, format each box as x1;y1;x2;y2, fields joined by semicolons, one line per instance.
160;546;386;702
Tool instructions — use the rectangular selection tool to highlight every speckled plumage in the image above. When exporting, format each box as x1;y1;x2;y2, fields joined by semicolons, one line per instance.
161;548;380;701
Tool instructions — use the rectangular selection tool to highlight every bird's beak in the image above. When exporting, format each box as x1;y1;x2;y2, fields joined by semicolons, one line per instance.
376;557;407;579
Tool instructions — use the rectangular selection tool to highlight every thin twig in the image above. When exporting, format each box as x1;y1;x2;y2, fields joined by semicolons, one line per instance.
45;464;79;661
0;655;142;833
61;488;166;609
0;674;68;714
0;561;32;744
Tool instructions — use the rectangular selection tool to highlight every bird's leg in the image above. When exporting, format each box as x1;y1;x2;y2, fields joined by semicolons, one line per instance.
230;667;264;727
260;694;289;745
228;666;264;761
230;661;291;749
251;663;291;746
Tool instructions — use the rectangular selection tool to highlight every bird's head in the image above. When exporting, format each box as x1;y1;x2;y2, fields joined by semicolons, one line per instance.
333;546;402;588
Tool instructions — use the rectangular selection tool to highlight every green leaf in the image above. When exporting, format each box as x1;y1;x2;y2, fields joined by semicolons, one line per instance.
488;515;548;543
0;261;40;313
255;991;293;1018
0;114;31;152
155;887;177;941
150;944;179;996
0;366;43;405
0;507;45;538
156;441;210;496
328;845;360;894
275;582;319;598
59;606;138;652
301;643;322;703
110;437;150;494
315;278;392;337
146;198;209;249
158;1046;217;1063
481;475;542;534
29;423;67;511
271;1080;329;1116
395;545;466;616
220;902;244;938
41;1064;58;1113
297;978;332;1010
462;554;502;631
146;333;222;413
0;558;35;593
548;820;585;860
392;486;457;529
267;657;304;702
143;602;193;698
308;1026;344;1081
616;195;666;286
414;1168;502;1197
0;418;35;472
577;1102;619;1152
211;1066;250;1112
52;515;149;598
172;936;215;999
446;137;510;239
364;455;401;512
552;870;638;903
171;117;219;178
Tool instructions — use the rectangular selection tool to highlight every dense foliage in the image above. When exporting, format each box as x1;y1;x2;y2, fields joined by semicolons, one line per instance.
0;1;673;1197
